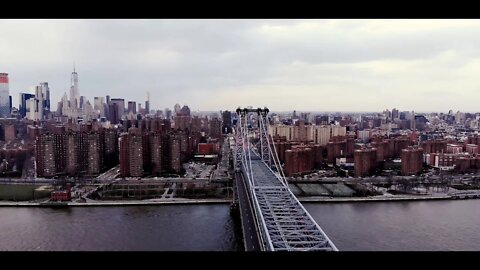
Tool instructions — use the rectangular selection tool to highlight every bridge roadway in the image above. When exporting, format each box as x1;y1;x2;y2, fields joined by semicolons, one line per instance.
240;156;338;251
235;172;262;251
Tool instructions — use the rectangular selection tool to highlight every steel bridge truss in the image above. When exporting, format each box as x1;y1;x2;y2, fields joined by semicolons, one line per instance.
234;107;338;251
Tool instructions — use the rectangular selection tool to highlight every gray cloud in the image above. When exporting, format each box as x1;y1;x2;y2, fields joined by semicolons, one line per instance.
2;19;480;112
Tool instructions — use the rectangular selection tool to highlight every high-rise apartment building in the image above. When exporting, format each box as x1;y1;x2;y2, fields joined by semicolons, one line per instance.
66;131;90;175
354;148;377;177
174;115;191;131
35;133;56;177
209;117;222;139
101;128;118;168
327;136;346;164
401;146;424;175
269;124;346;146
35;128;117;177
149;131;164;175
421;139;447;154
285;147;315;176
170;133;182;173
119;127;143;177
86;132;102;175
191;116;203;133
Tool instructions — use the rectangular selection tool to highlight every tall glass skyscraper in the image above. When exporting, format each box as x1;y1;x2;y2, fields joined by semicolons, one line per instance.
70;67;79;109
0;73;10;118
19;92;35;118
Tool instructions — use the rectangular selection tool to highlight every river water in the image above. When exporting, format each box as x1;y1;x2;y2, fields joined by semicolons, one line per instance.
0;204;241;251
0;200;479;251
304;200;480;251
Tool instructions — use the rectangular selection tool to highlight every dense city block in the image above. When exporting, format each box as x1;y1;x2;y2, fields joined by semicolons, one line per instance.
1;71;480;204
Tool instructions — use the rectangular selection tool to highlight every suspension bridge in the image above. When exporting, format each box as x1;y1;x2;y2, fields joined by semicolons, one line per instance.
233;107;338;251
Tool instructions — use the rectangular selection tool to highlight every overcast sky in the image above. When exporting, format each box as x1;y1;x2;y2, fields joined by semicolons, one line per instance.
2;19;480;113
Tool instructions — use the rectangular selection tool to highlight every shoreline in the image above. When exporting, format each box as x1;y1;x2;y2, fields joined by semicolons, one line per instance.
298;195;452;203
0;194;474;207
0;198;231;207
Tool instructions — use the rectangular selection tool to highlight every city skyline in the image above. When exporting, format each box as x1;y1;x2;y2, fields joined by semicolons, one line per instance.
4;18;480;253
3;19;480;112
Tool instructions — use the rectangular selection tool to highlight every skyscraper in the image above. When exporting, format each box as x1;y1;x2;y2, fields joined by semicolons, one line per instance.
24;82;51;120
392;108;399;120
61;68;96;120
94;97;105;117
34;87;43;120
180;105;190;117
222;110;232;134
165;108;172;120
79;96;86;109
0;73;10;118
128;101;137;114
174;103;181;116
70;67;80;109
35;82;50;120
108;103;119;124
145;91;150;115
110;98;125;121
39;82;50;113
19;93;35;118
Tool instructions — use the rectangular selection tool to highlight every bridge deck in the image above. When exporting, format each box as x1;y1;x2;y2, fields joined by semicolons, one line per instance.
247;159;337;251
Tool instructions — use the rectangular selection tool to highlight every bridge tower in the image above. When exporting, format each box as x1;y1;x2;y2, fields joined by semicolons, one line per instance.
258;108;271;167
234;108;246;173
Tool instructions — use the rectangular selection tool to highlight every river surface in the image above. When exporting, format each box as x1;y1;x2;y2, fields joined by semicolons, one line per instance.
0;204;241;251
0;200;479;251
304;200;480;251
